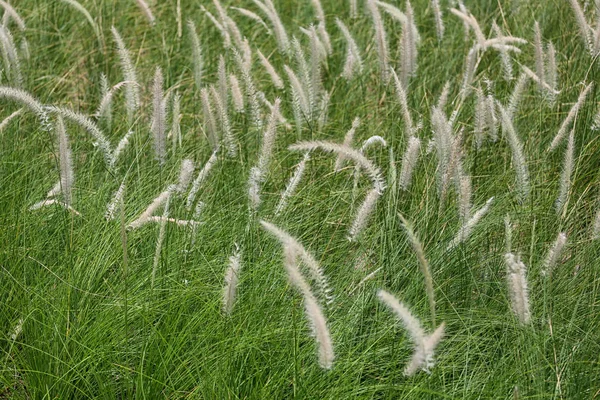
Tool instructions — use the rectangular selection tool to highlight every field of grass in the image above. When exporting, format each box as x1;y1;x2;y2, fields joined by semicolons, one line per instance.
1;0;600;398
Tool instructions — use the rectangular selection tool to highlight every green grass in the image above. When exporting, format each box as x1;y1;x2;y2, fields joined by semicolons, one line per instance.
1;0;600;398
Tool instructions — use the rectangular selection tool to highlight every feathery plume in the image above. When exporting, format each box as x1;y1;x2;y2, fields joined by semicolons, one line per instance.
545;42;558;102
317;90;330;130
201;87;219;150
249;99;281;210
171;93;181;153
533;22;545;92
223;244;242;314
334;117;360;171
231;7;271;33
55;116;74;207
336;18;363;80
135;0;155;24
151;193;170;288
398;214;436;325
275;153;310;216
351;136;386;190
47;106;113;167
257;98;281;175
348;188;381;241
390;68;415;138
398;136;420;190
542;232;567;277
521;66;559;95
233;48;262;129
309;26;323;113
504;253;531;324
492;21;513;80
567;0;592;51
95;80;137;124
350;0;357;18
201;6;230;47
0;1;25;31
176;159;195;194
349;267;382;294
128;187;173;230
474;86;487;148
152;67;166;164
0;86;45;115
450;7;486;46
360;135;387;152
111;129;134;166
447;197;494;249
145;216;201;227
311;0;325;22
301;291;334;369
430;106;452;194
431;0;444;41
229;74;245;112
216;55;228;110
9;318;23;341
187;20;204;92
260;220;333;306
187;150;219;210
30;199;81;216
504;215;513;253
376;1;413;35
210;85;236;157
289;140;385;193
105;181;126;221
555;130;575;215
176;0;182;37
253;0;289;53
0;24;23;87
284;64;309;133
367;0;389;82
458;173;472;224
399;0;418;86
592;209;600;240
437;82;450;110
485;88;498;141
549;82;592;151
498;104;529;203
459;47;478;102
111;27;139;123
377;290;445;376
506;73;528;121
257;50;284;89
317;22;332;54
98;74;111;127
0;107;22;132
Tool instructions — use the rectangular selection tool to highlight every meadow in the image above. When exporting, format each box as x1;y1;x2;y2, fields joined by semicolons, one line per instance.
1;0;599;398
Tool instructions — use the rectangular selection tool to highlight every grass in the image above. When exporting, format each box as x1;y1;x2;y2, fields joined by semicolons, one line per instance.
1;0;600;398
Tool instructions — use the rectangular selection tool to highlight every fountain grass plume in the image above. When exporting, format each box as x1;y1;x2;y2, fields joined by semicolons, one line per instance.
378;290;445;376
398;214;436;325
498;103;529;203
223;245;242;314
151;67;166;165
504;253;531;324
555;130;575;215
275;153;310;216
542;232;567;278
334;117;360;171
289;140;385;193
549;82;592;151
260;220;332;304
258;50;284;89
